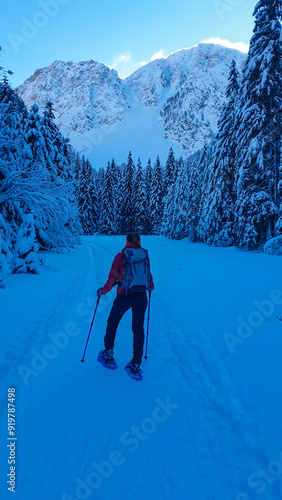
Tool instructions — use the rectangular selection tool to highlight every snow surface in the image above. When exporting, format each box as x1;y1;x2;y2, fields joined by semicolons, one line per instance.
1;236;282;500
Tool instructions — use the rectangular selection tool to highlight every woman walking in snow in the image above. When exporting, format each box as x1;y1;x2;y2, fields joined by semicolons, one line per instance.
97;232;154;380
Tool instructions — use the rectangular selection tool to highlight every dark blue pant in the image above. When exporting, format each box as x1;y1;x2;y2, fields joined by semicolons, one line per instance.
104;292;148;364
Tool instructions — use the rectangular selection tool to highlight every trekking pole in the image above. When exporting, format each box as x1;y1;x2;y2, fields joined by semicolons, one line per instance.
81;296;101;362
144;291;152;360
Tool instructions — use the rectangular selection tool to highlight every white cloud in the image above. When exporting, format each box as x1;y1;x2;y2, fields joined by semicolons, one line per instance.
138;49;167;69
200;37;249;53
150;50;166;62
118;53;131;63
108;52;134;78
110;52;131;70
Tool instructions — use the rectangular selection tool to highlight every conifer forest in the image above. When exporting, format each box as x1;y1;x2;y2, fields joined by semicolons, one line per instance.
1;0;282;287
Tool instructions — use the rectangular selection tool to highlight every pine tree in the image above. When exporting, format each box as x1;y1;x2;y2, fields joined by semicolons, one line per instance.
145;159;153;234
88;163;99;234
0;214;11;288
150;156;164;234
115;163;124;235
162;150;178;237
198;61;240;246
41;102;80;244
96;166;105;231
133;158;147;233
0;74;26;240
173;159;190;240
24;103;49;170
100;161;116;234
23;103;80;249
75;157;93;234
81;158;99;234
121;152;136;233
0;63;80;281
163;148;176;198
41;101;60;179
10;214;42;274
22;103;53;246
0;55;15;280
187;147;210;242
110;159;119;234
234;0;282;249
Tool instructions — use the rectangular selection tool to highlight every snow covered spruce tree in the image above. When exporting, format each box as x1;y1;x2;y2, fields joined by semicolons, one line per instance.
0;74;27;244
162;153;179;238
41;102;80;247
100;160;116;234
23;104;73;249
150;155;164;234
75;156;98;234
41;101;63;180
133;158;147;233
96;165;105;224
145;158;153;234
234;0;282;249
86;157;99;234
1;78;81;259
198;61;240;246
110;158;120;233
10;214;42;274
187;146;211;242
170;158;190;240
114;162;124;235
120;151;136;233
163;148;176;199
0;214;11;288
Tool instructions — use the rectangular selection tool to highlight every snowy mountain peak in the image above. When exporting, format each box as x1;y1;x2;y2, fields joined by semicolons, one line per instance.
126;43;245;108
16;43;246;166
17;58;129;136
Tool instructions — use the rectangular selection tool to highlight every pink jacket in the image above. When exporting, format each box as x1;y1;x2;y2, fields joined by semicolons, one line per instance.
101;242;154;295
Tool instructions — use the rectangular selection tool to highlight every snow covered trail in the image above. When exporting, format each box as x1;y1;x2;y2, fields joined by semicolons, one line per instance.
1;236;282;500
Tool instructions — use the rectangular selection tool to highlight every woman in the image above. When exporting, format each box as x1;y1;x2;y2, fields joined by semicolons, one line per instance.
97;232;154;380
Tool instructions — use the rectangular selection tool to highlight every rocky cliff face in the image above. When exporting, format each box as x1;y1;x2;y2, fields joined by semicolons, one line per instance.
16;43;246;165
17;59;129;133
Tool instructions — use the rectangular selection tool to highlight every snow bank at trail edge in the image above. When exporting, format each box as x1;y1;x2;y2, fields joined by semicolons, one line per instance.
0;235;282;500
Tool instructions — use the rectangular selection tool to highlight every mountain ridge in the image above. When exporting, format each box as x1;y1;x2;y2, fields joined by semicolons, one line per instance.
16;43;246;167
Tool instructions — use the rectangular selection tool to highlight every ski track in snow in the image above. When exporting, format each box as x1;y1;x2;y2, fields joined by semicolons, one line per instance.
1;236;281;500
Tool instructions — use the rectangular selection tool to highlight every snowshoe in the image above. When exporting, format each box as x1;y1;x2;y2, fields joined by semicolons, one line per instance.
98;349;118;370
125;361;143;381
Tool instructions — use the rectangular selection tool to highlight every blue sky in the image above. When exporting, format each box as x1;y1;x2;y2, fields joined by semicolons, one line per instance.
1;0;255;87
